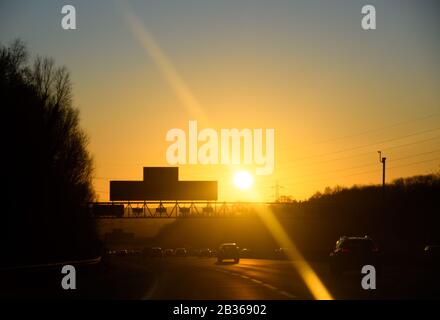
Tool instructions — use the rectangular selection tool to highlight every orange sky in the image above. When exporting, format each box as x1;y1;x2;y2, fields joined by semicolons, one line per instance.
2;1;439;201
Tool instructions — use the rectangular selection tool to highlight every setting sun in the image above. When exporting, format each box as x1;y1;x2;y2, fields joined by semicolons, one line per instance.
233;171;254;190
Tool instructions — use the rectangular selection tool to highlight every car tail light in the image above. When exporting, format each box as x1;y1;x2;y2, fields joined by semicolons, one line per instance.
341;248;350;253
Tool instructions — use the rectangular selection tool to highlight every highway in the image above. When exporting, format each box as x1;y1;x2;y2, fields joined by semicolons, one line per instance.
114;257;399;300
140;258;307;300
2;255;436;299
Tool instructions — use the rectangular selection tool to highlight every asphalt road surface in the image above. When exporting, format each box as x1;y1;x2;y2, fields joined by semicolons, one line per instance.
2;256;438;299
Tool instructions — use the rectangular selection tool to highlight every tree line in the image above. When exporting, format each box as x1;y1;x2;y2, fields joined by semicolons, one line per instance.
0;40;98;266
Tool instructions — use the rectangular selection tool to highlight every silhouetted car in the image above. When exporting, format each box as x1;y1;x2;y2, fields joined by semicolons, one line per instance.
217;243;240;263
188;248;200;257
274;247;284;257
164;248;174;257
329;236;380;275
128;249;141;256
424;245;440;268
174;248;187;257
151;247;163;258
274;247;291;259
240;248;252;258
199;248;212;257
116;249;128;257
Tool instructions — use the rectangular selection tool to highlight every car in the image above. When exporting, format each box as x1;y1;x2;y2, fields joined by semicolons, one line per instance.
217;243;240;263
274;247;291;259
164;248;174;257
199;248;212;257
329;236;380;276
128;249;141;256
150;247;163;258
274;247;285;258
424;245;440;268
187;248;200;257
240;248;252;258
116;249;128;257
174;248;187;257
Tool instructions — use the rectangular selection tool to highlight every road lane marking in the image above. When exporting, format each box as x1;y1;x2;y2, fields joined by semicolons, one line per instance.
278;290;297;299
262;283;277;291
215;267;297;299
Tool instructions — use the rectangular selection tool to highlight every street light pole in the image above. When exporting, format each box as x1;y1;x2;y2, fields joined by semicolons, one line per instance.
378;151;386;190
377;151;387;248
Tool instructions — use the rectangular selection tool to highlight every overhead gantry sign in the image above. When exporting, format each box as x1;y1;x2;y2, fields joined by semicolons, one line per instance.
109;167;218;201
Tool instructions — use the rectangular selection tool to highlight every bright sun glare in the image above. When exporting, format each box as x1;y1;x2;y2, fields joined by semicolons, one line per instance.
233;171;253;190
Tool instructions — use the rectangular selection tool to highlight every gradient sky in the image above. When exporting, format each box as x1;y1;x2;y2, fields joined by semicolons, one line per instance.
1;0;439;201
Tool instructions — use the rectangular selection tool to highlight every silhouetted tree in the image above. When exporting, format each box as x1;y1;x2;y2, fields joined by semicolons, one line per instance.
0;40;97;265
